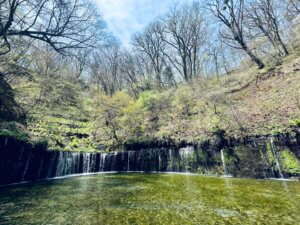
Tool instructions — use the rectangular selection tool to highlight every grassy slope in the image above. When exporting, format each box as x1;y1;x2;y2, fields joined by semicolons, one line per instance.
212;50;300;137
10;75;96;152
142;50;300;143
6;50;300;152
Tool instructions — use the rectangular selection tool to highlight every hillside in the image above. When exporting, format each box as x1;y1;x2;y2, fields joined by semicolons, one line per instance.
1;50;299;152
1;1;300;225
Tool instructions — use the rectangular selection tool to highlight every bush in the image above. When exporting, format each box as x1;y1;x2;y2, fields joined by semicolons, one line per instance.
289;118;300;127
0;122;29;141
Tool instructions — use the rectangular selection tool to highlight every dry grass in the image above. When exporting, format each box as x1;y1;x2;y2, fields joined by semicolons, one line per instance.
201;49;300;137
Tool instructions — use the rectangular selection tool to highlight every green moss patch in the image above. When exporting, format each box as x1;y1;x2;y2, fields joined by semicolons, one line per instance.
280;150;300;175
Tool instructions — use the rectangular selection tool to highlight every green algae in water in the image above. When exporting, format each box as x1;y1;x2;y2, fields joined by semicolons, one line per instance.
0;173;299;225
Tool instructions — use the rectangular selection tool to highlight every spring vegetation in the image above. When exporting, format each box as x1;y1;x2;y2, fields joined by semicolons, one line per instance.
0;0;300;152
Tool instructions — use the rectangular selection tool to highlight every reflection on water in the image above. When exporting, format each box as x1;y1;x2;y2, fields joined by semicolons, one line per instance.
0;173;299;225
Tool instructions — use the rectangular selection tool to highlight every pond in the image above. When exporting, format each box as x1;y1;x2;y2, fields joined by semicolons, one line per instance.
0;173;299;225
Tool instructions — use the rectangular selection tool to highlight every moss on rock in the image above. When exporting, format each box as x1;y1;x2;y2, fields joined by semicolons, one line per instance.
0;122;29;142
280;150;300;175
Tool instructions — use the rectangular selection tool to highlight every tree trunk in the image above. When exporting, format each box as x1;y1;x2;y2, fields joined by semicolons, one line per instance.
239;40;265;69
182;57;188;81
276;34;289;56
246;49;265;69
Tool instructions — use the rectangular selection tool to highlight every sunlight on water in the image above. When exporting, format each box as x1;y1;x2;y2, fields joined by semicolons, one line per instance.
0;173;299;225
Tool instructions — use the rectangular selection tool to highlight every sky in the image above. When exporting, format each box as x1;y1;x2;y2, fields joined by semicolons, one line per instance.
94;0;190;46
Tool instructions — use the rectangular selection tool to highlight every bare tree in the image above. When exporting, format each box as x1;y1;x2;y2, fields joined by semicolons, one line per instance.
90;40;122;96
0;0;98;56
284;0;300;19
207;0;265;69
119;50;140;98
161;2;208;81
132;21;166;88
163;66;177;87
246;0;289;56
207;42;223;77
67;48;90;79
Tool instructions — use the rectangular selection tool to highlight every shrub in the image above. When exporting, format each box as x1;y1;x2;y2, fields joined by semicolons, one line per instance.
0;122;29;141
289;118;300;127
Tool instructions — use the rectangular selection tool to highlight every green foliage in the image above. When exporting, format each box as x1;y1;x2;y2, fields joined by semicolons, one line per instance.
69;137;80;148
28;114;94;151
171;86;199;118
91;91;134;147
288;118;300;127
211;115;221;132
136;90;161;110
266;143;275;165
0;122;29;141
280;150;300;175
271;127;284;135
5;49;300;152
9;72;97;152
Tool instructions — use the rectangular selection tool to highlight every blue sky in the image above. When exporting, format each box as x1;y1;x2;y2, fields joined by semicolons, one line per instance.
94;0;190;46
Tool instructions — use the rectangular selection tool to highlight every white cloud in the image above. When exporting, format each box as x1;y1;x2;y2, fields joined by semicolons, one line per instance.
94;0;183;46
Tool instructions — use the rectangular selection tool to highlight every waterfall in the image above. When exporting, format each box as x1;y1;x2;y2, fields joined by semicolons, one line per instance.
256;142;271;178
127;152;130;171
158;153;162;171
221;149;228;176
36;157;44;179
55;151;65;177
270;137;284;179
2;133;298;186
90;154;97;172
47;152;57;178
179;146;194;157
22;150;32;181
99;153;106;171
167;149;174;171
179;146;194;172
128;151;134;171
17;147;24;165
113;152;118;171
66;153;74;175
72;153;80;174
83;153;91;173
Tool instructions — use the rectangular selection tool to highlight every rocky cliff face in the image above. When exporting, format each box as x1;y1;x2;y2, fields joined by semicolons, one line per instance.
0;134;299;185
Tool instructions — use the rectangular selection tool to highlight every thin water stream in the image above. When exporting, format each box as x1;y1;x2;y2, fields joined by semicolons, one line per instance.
270;137;285;179
221;149;227;176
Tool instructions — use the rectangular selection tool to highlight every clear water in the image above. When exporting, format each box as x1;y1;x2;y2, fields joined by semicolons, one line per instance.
0;173;299;225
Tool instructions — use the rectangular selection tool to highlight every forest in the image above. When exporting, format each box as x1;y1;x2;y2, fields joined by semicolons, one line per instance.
0;1;300;224
0;0;300;152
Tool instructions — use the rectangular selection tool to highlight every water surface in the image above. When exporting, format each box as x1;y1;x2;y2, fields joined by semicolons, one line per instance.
0;173;299;225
